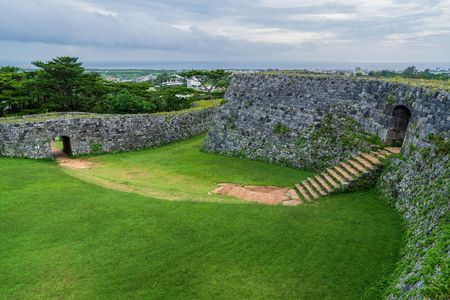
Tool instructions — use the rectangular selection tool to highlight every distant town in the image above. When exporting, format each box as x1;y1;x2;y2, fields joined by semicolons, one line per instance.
87;66;450;86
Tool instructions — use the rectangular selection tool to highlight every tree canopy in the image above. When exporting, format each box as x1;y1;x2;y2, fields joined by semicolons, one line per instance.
180;69;231;99
0;57;224;117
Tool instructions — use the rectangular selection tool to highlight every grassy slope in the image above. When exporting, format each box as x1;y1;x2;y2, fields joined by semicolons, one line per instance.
377;77;450;93
66;135;314;202
0;138;403;299
0;100;221;124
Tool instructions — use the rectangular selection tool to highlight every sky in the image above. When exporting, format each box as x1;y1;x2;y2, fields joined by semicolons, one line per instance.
1;0;450;69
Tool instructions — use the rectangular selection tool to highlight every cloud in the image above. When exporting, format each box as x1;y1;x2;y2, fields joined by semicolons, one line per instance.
0;0;449;63
0;0;210;50
287;13;355;21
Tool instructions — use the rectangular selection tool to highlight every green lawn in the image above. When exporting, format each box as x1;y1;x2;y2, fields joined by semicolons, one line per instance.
0;136;404;299
65;135;314;202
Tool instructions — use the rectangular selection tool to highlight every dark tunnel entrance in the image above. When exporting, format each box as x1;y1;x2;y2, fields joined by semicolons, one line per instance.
386;106;411;147
51;136;73;157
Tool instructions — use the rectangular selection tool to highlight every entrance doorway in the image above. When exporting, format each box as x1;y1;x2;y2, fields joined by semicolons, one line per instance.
386;106;411;147
51;136;72;157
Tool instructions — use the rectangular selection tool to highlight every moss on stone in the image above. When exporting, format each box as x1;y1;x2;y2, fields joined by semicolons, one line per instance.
297;111;383;169
386;93;396;105
427;133;450;156
273;123;290;135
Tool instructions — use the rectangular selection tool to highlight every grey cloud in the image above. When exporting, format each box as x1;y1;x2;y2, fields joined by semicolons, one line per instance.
0;1;208;50
0;0;449;63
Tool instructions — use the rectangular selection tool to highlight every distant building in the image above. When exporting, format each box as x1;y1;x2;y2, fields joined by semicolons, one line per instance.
172;74;184;80
162;80;183;87
105;76;120;82
136;75;157;82
175;94;193;99
187;77;202;89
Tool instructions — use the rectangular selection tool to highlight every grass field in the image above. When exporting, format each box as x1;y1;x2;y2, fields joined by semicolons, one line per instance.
65;135;314;203
0;136;404;299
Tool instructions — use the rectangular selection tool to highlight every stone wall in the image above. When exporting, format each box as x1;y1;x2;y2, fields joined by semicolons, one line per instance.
0;107;218;159
203;74;449;169
204;74;449;298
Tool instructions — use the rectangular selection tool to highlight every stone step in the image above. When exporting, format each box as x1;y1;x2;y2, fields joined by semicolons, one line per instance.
346;159;369;173
379;149;394;156
287;148;393;206
372;150;387;159
353;155;374;169
361;153;381;164
339;162;359;176
385;147;401;154
308;178;327;196
334;166;353;181
327;168;346;184
321;172;340;189
315;175;333;192
285;188;301;202
302;180;319;200
295;183;311;202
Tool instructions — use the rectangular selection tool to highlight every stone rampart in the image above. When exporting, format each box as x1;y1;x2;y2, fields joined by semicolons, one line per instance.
0;107;218;159
203;74;449;169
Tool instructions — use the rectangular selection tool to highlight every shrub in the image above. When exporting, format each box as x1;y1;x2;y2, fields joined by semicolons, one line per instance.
105;90;155;114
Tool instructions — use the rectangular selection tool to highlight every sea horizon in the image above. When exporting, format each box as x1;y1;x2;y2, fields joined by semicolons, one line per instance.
1;60;449;71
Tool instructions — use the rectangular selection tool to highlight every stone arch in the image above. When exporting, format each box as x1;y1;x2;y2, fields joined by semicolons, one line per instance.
386;105;411;146
51;136;73;157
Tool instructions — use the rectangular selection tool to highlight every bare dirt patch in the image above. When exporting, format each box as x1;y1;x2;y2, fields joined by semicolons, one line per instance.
56;157;96;169
211;183;300;205
52;144;97;169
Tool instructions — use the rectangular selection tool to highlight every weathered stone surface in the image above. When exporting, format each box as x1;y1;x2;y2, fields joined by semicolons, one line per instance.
0;107;218;158
203;74;449;169
379;153;449;299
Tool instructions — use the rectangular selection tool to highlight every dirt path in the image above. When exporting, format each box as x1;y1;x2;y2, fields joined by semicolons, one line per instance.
52;144;299;205
52;145;96;169
56;157;96;169
211;183;300;205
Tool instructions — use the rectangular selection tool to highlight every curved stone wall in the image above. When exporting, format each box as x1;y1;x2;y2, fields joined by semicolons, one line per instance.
0;107;218;159
204;74;448;169
204;74;449;298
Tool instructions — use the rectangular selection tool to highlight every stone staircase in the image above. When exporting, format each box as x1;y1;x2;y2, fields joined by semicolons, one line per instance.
282;147;401;206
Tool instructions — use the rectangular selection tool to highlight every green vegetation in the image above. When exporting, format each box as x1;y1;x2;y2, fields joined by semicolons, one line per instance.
52;137;64;152
386;93;396;105
154;99;221;115
273;122;290;135
0;100;221;124
379;155;449;299
88;69;176;83
0;57;229;117
367;66;449;81
299;111;384;169
0;112;97;124
0;135;403;299
427;133;450;156
261;67;450;92
363;66;450;92
180;69;231;99
65;135;312;202
379;77;450;93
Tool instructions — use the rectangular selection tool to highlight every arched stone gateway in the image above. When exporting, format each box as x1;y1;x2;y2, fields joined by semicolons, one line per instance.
203;74;449;169
0;107;218;159
386;105;411;147
51;136;73;157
